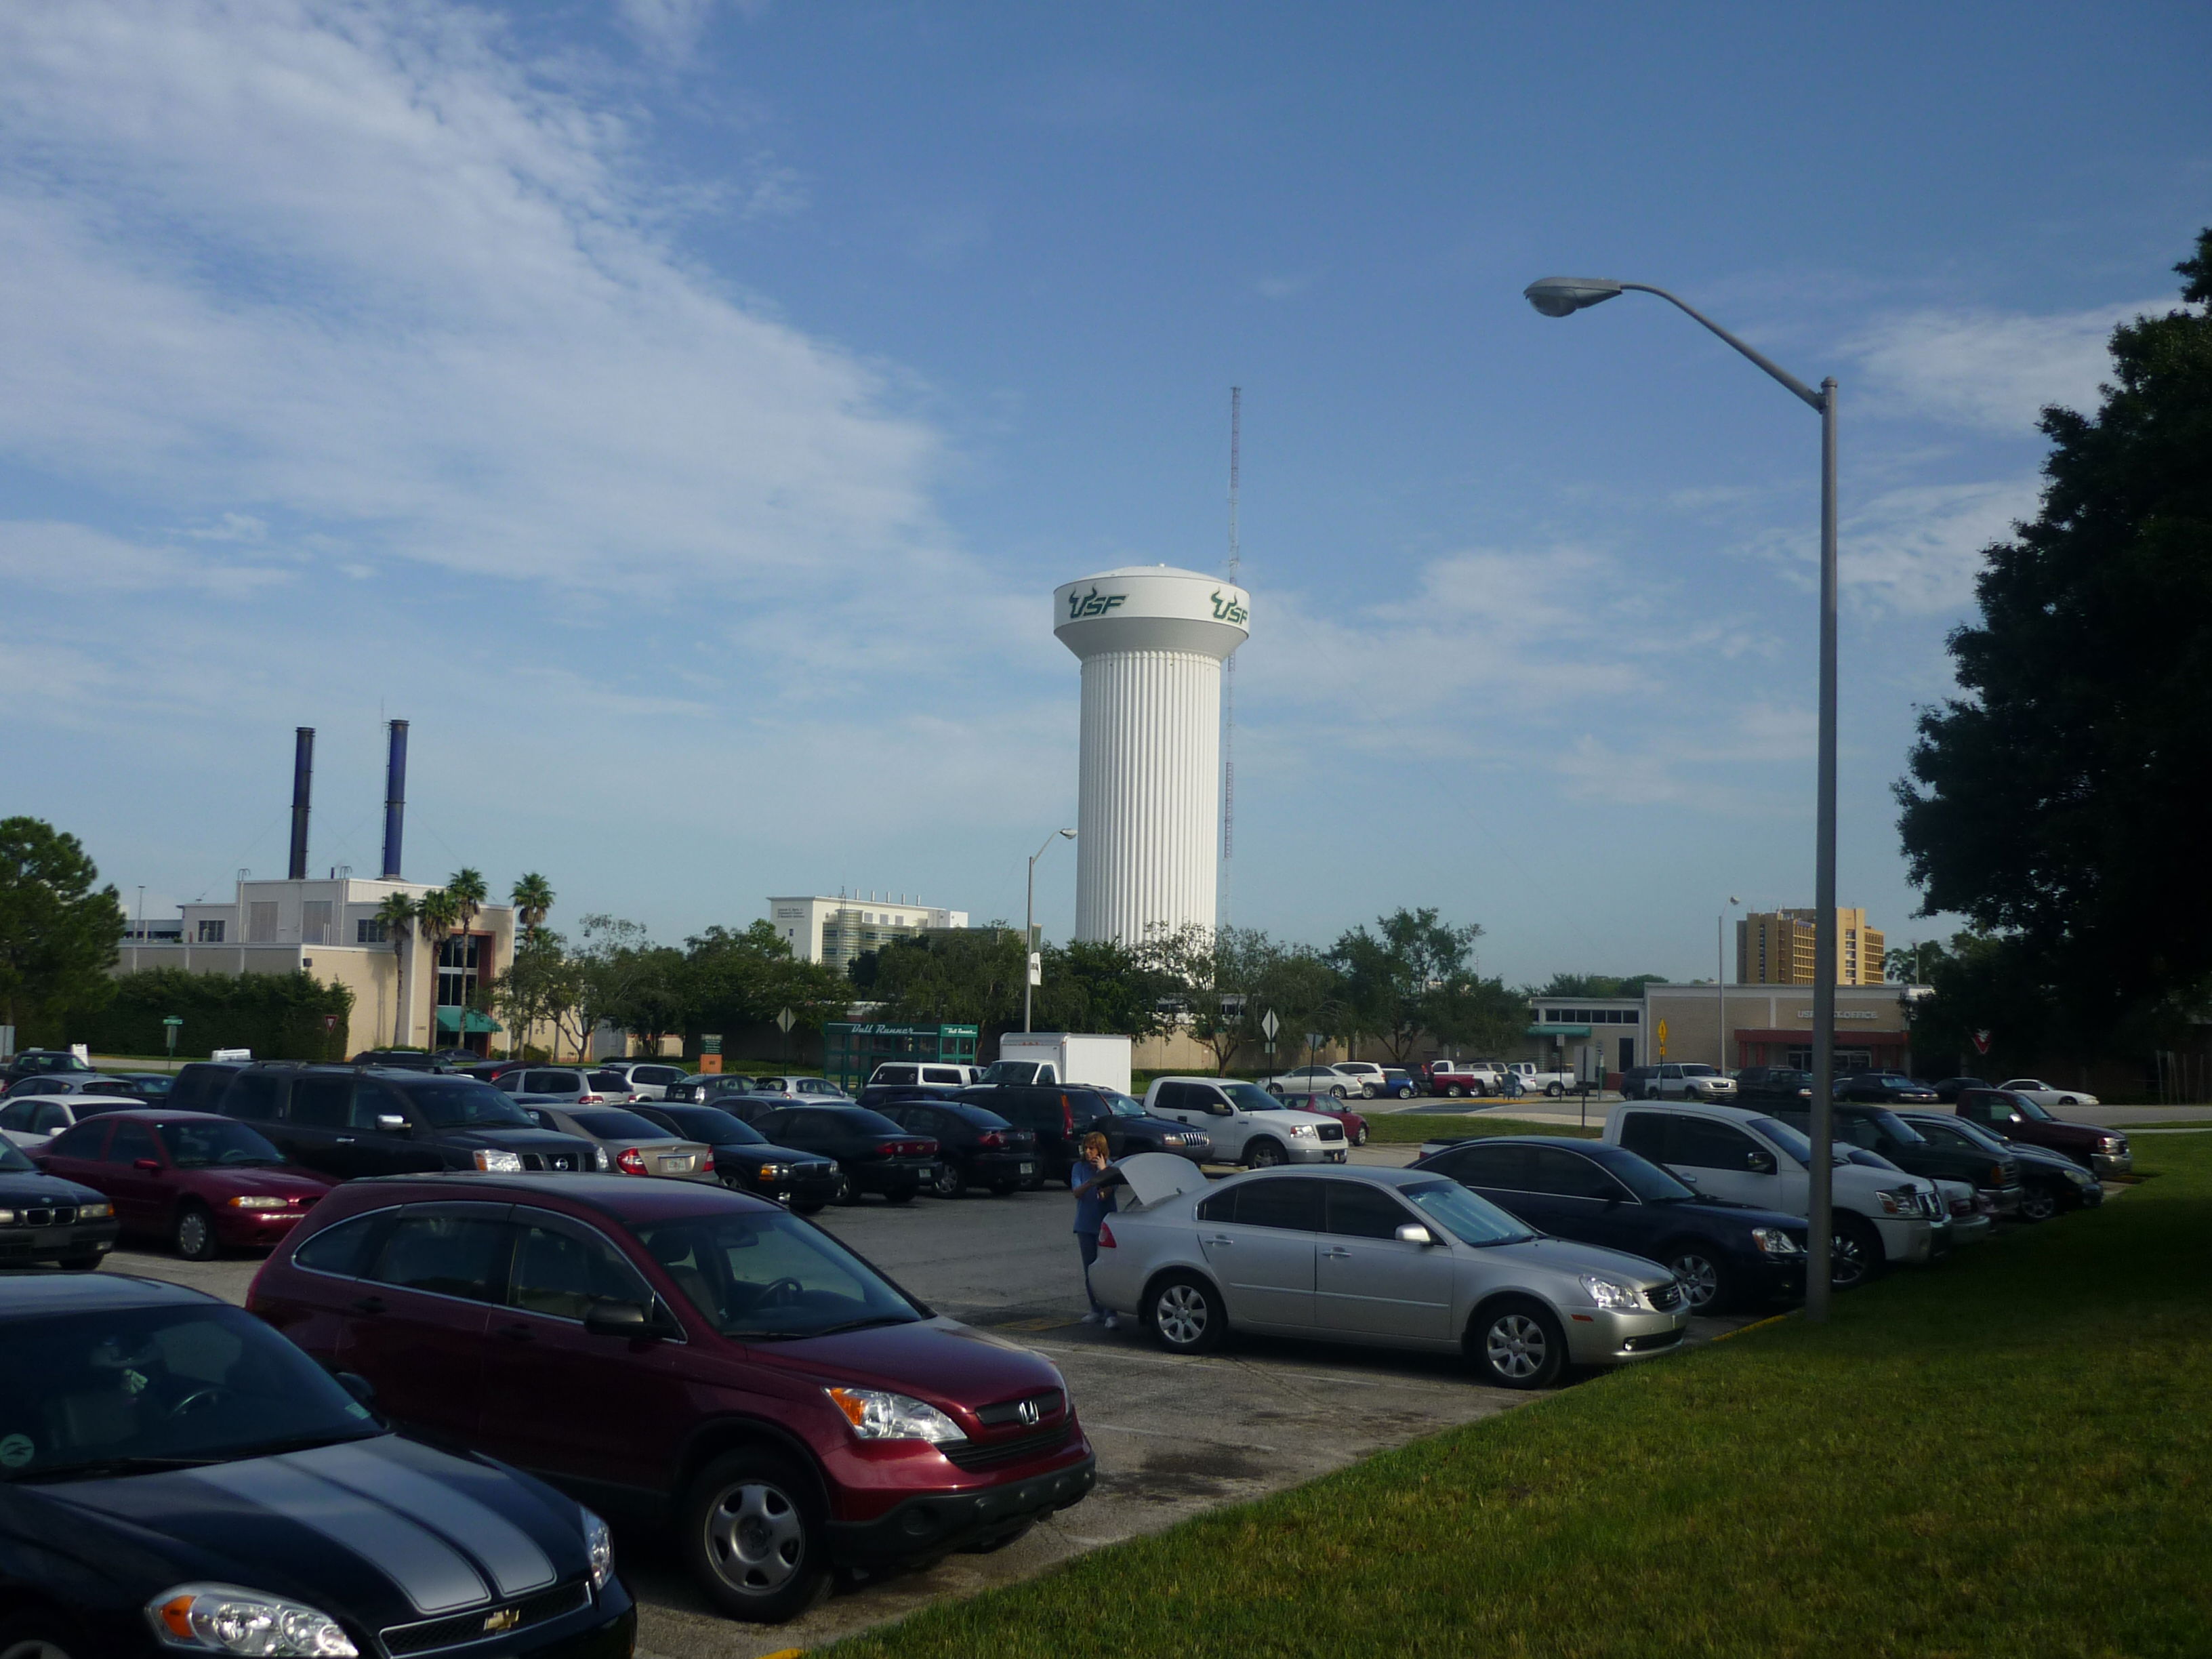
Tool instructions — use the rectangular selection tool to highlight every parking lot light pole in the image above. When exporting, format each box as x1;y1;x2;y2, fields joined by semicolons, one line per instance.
1524;274;1841;1323
1023;829;1076;1033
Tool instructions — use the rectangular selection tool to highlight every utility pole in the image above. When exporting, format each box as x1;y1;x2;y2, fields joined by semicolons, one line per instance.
1220;386;1240;933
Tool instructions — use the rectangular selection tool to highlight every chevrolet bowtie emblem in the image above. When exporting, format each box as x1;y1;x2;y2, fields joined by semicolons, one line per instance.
483;1607;522;1633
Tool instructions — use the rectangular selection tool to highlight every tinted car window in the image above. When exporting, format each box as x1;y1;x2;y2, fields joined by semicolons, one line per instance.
588;1071;631;1091
1617;1111;1668;1163
367;1214;510;1301
1324;1181;1415;1239
1668;1118;1765;1170
1527;1147;1626;1200
1446;1143;1530;1189
510;1221;653;1320
289;1073;354;1128
632;1210;922;1339
45;1120;108;1160
1232;1177;1324;1232
401;1080;535;1128
661;1106;764;1145
293;1210;392;1277
636;1068;682;1087
157;1119;283;1168
569;1108;670;1140
222;1071;282;1122
1196;1186;1237;1223
525;1071;575;1093
106;1121;158;1164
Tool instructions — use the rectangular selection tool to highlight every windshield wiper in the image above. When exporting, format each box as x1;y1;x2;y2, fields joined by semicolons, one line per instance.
738;1314;918;1341
218;1427;386;1461
16;1454;224;1482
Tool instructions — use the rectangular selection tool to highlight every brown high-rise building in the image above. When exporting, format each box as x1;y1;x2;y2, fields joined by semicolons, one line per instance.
1736;908;1885;987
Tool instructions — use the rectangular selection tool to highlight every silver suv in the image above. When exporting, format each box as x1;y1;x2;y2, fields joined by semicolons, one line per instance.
1143;1078;1348;1167
590;1061;691;1099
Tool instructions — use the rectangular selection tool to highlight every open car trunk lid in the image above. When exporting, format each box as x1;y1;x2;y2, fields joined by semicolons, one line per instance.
1116;1150;1211;1209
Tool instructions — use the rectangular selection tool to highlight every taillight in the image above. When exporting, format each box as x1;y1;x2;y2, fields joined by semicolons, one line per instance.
580;1093;603;1105
616;1147;646;1174
977;1130;1005;1149
1098;1219;1116;1249
701;1153;716;1172
1062;1096;1076;1134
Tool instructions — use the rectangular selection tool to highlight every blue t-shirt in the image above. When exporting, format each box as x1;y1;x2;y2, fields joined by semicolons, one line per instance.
1070;1162;1118;1234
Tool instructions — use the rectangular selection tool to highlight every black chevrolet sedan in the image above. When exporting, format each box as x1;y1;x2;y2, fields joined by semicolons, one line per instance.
1411;1136;1810;1313
626;1101;841;1213
0;1139;117;1269
0;1274;634;1658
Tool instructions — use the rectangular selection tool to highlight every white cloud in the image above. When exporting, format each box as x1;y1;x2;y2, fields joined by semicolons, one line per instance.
1841;479;2039;614
0;520;294;596
1848;298;2167;433
0;0;951;602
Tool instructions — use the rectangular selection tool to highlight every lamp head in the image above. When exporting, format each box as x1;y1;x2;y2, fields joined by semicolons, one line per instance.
1059;827;1076;839
1523;276;1625;318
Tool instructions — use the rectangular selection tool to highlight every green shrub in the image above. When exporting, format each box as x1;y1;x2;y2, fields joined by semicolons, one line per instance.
81;970;354;1061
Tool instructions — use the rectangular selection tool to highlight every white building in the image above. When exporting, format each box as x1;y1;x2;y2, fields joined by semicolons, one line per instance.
767;896;970;969
1053;565;1249;945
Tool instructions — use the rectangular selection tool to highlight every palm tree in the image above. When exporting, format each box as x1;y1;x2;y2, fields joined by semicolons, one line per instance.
510;872;554;941
374;892;419;1047
447;867;487;937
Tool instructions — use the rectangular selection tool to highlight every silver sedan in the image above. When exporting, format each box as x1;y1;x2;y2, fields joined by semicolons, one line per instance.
518;1102;718;1182
1087;1156;1690;1389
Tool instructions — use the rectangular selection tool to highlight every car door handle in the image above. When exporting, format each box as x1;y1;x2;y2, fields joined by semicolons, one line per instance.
350;1296;386;1315
1321;1246;1352;1259
495;1322;534;1343
335;1136;355;1144
1204;1234;1234;1246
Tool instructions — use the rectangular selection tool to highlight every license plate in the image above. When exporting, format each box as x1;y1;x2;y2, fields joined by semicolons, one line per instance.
665;1157;695;1172
1019;1162;1035;1175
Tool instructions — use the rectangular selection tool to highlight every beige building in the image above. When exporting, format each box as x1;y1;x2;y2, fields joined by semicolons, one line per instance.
766;895;970;970
1738;907;1885;987
1645;981;1916;1074
120;876;516;1058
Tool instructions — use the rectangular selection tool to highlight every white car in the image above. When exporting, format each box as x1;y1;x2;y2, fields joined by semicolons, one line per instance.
1144;1077;1349;1166
1328;1062;1389;1098
1086;1155;1690;1389
590;1061;692;1099
0;1094;141;1151
1261;1065;1353;1099
1603;1101;1944;1288
1997;1078;2102;1109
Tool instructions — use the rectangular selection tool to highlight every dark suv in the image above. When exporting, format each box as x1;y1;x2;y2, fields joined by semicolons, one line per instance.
954;1085;1209;1181
1837;1072;1940;1106
249;1174;1094;1622
0;1048;94;1086
1734;1066;1814;1105
211;1064;599;1179
1769;1101;2024;1215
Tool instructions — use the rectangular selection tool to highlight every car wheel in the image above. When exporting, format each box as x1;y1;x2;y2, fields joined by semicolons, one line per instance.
884;1185;917;1205
832;1171;859;1206
1545;1082;1565;1097
0;1609;88;1659
1829;1216;1885;1290
1446;1084;1465;1099
2018;1185;2058;1223
1266;1084;1284;1097
1361;1084;1378;1099
680;1450;831;1624
2057;1095;2078;1107
1330;1086;1347;1099
1665;1246;1734;1315
1246;1139;1287;1168
1473;1298;1565;1390
930;1162;964;1198
173;1201;219;1262
1355;1124;1369;1146
1147;1273;1226;1354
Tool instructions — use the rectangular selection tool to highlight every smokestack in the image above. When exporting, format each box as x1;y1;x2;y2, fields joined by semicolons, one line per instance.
287;727;315;881
381;720;409;880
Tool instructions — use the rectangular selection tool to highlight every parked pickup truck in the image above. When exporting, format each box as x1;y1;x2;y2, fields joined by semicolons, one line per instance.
1427;1061;1502;1098
1953;1088;2131;1178
1769;1101;2024;1216
1511;1064;1581;1097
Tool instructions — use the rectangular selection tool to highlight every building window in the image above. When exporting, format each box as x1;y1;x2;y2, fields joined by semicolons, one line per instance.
301;900;333;945
247;901;279;943
356;918;388;944
197;919;226;943
436;934;482;1008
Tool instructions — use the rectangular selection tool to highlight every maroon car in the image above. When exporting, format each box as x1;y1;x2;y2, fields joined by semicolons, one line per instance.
35;1109;331;1261
247;1172;1094;1623
1284;1091;1372;1146
1953;1088;2133;1178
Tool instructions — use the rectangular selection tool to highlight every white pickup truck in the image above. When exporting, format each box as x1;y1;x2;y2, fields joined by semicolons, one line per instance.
1507;1062;1580;1097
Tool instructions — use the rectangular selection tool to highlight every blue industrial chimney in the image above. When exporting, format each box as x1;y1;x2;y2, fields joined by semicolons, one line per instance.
287;727;314;880
380;720;408;880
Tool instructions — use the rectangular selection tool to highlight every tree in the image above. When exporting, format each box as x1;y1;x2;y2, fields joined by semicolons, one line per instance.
415;888;462;1043
491;929;586;1061
373;892;419;1046
0;818;127;1042
1328;908;1485;1063
445;868;487;938
510;872;554;941
1533;971;1666;1000
1897;230;2212;1048
1139;925;1274;1074
683;922;849;1054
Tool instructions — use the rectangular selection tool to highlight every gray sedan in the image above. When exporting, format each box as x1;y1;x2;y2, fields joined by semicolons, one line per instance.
518;1102;717;1182
1087;1156;1689;1389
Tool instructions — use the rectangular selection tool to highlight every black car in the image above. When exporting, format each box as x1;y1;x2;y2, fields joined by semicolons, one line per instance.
1412;1135;1810;1313
1836;1071;1940;1106
1734;1066;1815;1105
166;1059;250;1114
872;1099;1040;1197
0;1139;117;1269
1927;1076;1991;1103
0;1273;633;1659
855;1081;964;1112
1896;1110;2101;1222
663;1073;759;1105
1769;1101;2023;1214
0;1050;93;1086
626;1102;841;1213
211;1063;601;1179
743;1106;941;1204
953;1084;1210;1181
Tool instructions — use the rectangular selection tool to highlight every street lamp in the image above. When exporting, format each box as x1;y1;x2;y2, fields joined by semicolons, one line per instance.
1526;274;1842;1324
1023;829;1076;1033
1719;896;1739;1074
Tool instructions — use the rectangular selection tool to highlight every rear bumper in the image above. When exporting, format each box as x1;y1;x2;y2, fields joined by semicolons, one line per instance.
964;1152;1040;1183
0;1218;118;1263
852;1160;939;1193
827;1456;1097;1564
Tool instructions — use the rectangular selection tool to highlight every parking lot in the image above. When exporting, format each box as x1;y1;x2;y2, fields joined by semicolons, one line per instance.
91;1141;1761;1659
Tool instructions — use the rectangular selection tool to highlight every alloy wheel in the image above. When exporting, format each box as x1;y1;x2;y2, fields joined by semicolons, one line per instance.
1155;1283;1210;1347
1485;1313;1548;1380
1828;1229;1870;1289
1670;1252;1721;1311
2019;1187;2057;1223
702;1479;807;1597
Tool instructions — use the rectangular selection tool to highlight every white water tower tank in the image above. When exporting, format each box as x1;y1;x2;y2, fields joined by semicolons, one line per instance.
1053;566;1250;944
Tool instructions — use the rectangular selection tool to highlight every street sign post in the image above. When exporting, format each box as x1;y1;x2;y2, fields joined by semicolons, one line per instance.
163;1015;183;1058
1261;1009;1279;1055
700;1033;723;1075
1656;1018;1669;1060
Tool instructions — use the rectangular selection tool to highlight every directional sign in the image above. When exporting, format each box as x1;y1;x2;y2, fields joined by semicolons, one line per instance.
1971;1029;1992;1055
1656;1017;1668;1061
1656;1019;1669;1045
1261;1010;1280;1041
775;1007;796;1033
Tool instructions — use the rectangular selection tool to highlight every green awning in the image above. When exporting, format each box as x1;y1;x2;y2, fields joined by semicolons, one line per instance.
434;1007;501;1035
1526;1023;1593;1037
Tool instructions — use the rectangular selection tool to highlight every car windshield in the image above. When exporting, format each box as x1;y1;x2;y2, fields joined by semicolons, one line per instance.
570;1108;673;1141
1936;1118;2007;1153
1764;1070;1812;1086
1098;1092;1149;1118
630;1210;924;1340
405;1081;536;1128
1749;1117;1817;1166
1607;1153;1698;1204
681;1110;765;1145
1223;1083;1281;1113
2007;1094;2055;1120
157;1120;283;1168
1864;1109;1926;1146
0;1142;33;1174
1680;1065;1719;1077
1400;1179;1536;1245
0;1305;378;1481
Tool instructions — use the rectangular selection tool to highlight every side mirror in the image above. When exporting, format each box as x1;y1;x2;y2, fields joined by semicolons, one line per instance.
1748;1151;1776;1174
335;1371;377;1407
374;1114;409;1134
1394;1223;1437;1246
582;1299;653;1338
134;1158;163;1174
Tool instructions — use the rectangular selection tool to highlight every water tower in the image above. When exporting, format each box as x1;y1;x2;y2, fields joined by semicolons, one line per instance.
1053;565;1250;944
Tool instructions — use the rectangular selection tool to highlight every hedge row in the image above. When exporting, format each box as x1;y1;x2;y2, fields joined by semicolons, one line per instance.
73;969;355;1062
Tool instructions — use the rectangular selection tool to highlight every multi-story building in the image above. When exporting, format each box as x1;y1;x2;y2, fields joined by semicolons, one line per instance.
1737;908;1885;987
766;895;970;970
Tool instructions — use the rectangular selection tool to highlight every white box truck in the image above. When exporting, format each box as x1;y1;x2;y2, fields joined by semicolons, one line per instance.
985;1033;1133;1097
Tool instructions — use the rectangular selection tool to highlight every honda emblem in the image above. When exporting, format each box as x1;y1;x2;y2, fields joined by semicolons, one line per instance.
1016;1397;1040;1426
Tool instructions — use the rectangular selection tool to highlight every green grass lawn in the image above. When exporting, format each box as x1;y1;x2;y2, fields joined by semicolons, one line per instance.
827;1137;2212;1659
1363;1112;1601;1144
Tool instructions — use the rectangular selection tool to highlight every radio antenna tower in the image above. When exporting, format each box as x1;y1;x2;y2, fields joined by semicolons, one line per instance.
1220;386;1240;932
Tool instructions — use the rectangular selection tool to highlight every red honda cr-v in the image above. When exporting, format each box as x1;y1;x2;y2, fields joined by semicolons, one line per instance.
247;1172;1093;1622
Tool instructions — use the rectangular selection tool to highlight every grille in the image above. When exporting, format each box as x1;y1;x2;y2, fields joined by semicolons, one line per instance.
382;1582;590;1655
976;1389;1065;1429
10;1204;79;1227
1645;1282;1683;1313
1315;1123;1345;1143
941;1424;1072;1472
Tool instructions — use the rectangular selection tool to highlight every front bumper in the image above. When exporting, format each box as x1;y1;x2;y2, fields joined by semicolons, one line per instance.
1982;1183;2024;1216
1562;1307;1690;1366
1872;1215;1935;1266
827;1456;1097;1565
213;1207;311;1248
0;1217;119;1264
1740;1254;1808;1305
1945;1213;1994;1246
1284;1142;1349;1164
2093;1150;2133;1177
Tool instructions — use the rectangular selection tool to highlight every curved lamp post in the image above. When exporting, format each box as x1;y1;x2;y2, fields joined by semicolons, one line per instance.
1525;274;1841;1324
1024;829;1076;1033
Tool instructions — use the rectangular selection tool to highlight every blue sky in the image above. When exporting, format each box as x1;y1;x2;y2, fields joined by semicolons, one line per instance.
3;1;2206;983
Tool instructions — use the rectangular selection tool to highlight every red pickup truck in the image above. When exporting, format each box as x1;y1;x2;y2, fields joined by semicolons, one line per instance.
1954;1088;2131;1178
1425;1061;1502;1099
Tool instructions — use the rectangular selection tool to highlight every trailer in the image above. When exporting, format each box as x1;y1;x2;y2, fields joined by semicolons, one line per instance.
985;1032;1132;1096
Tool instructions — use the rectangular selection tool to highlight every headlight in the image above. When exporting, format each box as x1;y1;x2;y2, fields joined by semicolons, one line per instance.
758;1163;789;1181
77;1200;112;1218
1289;1123;1318;1139
1750;1227;1801;1256
1578;1275;1641;1311
227;1195;290;1210
581;1508;615;1593
472;1149;523;1172
1878;1187;1923;1214
146;1582;359;1655
0;1208;14;1225
2098;1135;2125;1153
825;1387;967;1444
